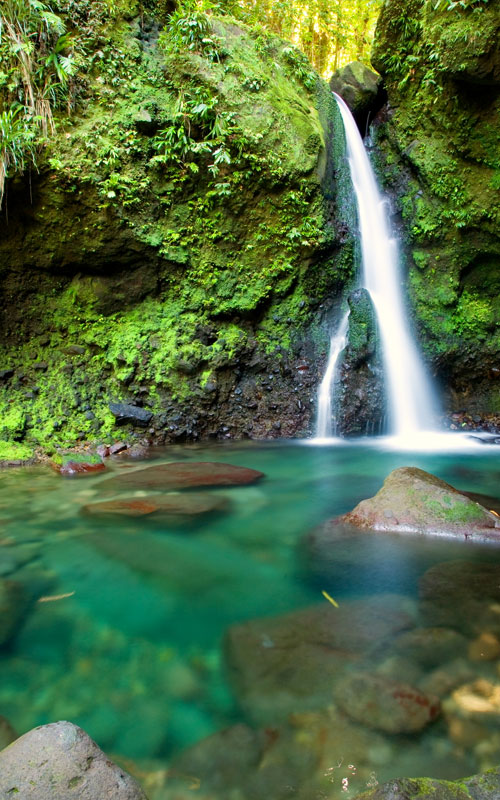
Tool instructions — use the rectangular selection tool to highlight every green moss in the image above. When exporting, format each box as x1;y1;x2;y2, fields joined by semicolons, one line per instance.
425;497;487;524
0;442;34;462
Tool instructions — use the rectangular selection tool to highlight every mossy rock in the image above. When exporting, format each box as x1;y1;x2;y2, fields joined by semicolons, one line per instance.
353;767;500;800
0;10;356;451
371;0;500;415
327;466;500;541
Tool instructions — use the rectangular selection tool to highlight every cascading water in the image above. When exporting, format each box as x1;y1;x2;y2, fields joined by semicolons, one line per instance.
316;311;349;439
316;93;437;441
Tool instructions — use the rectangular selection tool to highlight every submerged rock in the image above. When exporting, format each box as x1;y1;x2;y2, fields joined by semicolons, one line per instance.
334;673;441;734
419;560;500;636
224;595;414;723
82;492;228;518
392;627;467;668
324;467;500;541
0;721;147;799
0;579;31;646
445;679;500;728
99;461;264;493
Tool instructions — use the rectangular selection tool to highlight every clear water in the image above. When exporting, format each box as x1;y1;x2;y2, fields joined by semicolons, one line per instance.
1;440;500;798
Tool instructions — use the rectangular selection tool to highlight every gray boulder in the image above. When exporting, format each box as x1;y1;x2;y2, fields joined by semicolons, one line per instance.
0;721;148;799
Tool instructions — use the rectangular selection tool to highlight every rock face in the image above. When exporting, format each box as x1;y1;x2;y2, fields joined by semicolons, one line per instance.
0;721;147;799
337;287;385;435
326;467;500;541
371;0;500;419
334;673;441;733
329;61;385;131
224;595;414;723
0;8;358;453
98;461;264;493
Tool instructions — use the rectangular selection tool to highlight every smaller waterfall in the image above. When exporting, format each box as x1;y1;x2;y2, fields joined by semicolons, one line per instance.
316;94;437;440
316;312;349;439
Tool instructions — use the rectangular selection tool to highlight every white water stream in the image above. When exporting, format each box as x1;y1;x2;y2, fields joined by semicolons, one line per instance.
316;311;349;440
316;94;437;442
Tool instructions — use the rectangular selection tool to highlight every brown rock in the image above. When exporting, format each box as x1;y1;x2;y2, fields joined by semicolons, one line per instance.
59;460;106;476
327;467;500;541
419;560;500;636
468;632;500;661
334;673;441;734
393;627;467;667
444;679;500;727
82;492;228;518
99;461;264;493
446;713;488;748
224;595;414;724
418;658;475;698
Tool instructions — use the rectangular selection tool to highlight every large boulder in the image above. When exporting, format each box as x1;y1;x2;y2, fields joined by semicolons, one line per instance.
224;595;414;723
0;721;147;799
322;467;500;541
333;673;441;734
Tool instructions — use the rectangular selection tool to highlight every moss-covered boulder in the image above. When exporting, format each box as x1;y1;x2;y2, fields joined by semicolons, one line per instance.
370;0;500;419
0;4;356;453
353;766;500;800
329;61;385;130
321;467;500;541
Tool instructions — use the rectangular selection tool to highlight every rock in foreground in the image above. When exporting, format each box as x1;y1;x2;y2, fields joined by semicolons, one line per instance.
99;461;264;493
328;467;500;541
354;767;500;800
0;721;147;799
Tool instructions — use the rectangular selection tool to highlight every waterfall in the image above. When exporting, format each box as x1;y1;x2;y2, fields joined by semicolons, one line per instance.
316;311;349;439
316;93;437;440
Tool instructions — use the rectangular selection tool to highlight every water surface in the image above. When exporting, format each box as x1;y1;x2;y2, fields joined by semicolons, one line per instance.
1;439;500;798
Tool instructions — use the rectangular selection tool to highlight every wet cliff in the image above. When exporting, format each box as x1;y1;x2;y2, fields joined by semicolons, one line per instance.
371;0;500;419
0;5;357;457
